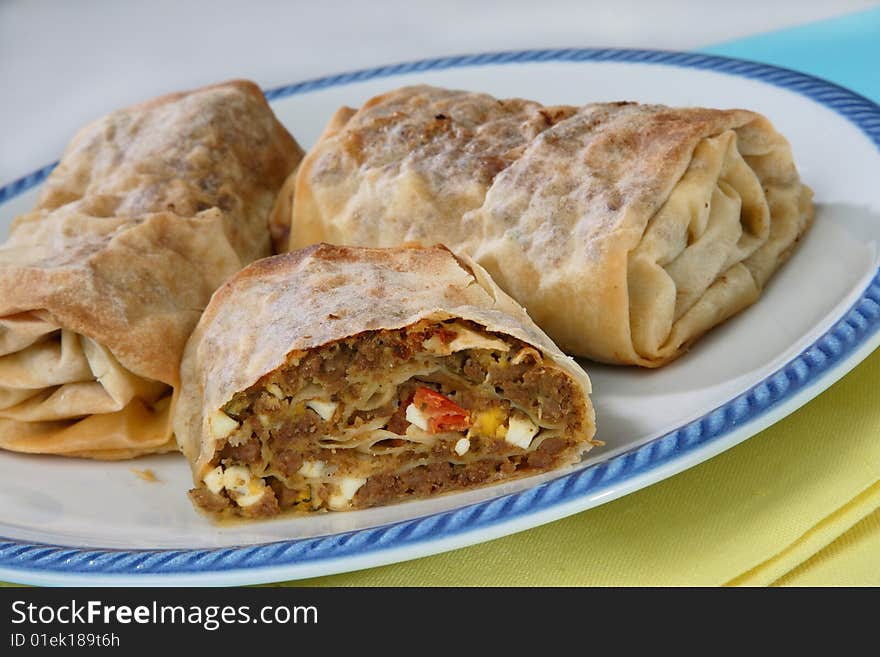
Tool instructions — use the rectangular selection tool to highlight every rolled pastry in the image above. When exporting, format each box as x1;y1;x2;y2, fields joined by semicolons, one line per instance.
175;244;595;518
281;85;814;366
0;80;303;458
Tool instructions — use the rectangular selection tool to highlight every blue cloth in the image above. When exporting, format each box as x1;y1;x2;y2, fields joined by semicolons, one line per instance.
702;7;880;103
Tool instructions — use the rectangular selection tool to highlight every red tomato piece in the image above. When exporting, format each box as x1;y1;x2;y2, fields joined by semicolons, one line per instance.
412;387;471;434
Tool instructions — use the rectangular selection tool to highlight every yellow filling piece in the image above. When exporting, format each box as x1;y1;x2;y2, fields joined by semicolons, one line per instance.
468;407;508;440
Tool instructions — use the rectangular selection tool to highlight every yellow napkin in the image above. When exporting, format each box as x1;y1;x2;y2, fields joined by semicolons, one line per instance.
291;347;880;586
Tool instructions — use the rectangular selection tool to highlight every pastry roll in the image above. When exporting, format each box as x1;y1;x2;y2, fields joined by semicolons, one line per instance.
0;80;303;458
175;244;595;518
281;85;813;366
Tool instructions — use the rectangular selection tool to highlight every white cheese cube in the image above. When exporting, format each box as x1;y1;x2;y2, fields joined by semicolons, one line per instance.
222;465;251;493
222;465;267;508
234;483;268;508
405;403;430;431
203;466;225;494
505;412;539;449
298;460;326;479
208;409;239;440
328;476;367;510
306;399;338;421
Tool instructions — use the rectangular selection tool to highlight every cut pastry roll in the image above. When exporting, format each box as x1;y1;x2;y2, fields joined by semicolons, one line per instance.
0;80;302;458
281;85;814;366
175;244;596;518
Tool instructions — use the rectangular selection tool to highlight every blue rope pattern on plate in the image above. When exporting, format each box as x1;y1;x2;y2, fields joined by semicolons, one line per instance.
1;48;879;577
0;161;58;205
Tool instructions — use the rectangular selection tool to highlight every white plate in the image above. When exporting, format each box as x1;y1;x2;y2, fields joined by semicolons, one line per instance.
1;49;879;586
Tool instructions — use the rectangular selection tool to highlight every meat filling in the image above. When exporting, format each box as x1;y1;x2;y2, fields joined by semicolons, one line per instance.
190;319;590;518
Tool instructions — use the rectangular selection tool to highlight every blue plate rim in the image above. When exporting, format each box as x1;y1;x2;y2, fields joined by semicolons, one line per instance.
1;47;879;581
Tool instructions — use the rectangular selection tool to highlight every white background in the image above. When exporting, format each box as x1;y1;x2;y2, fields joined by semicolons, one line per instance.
1;0;876;184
